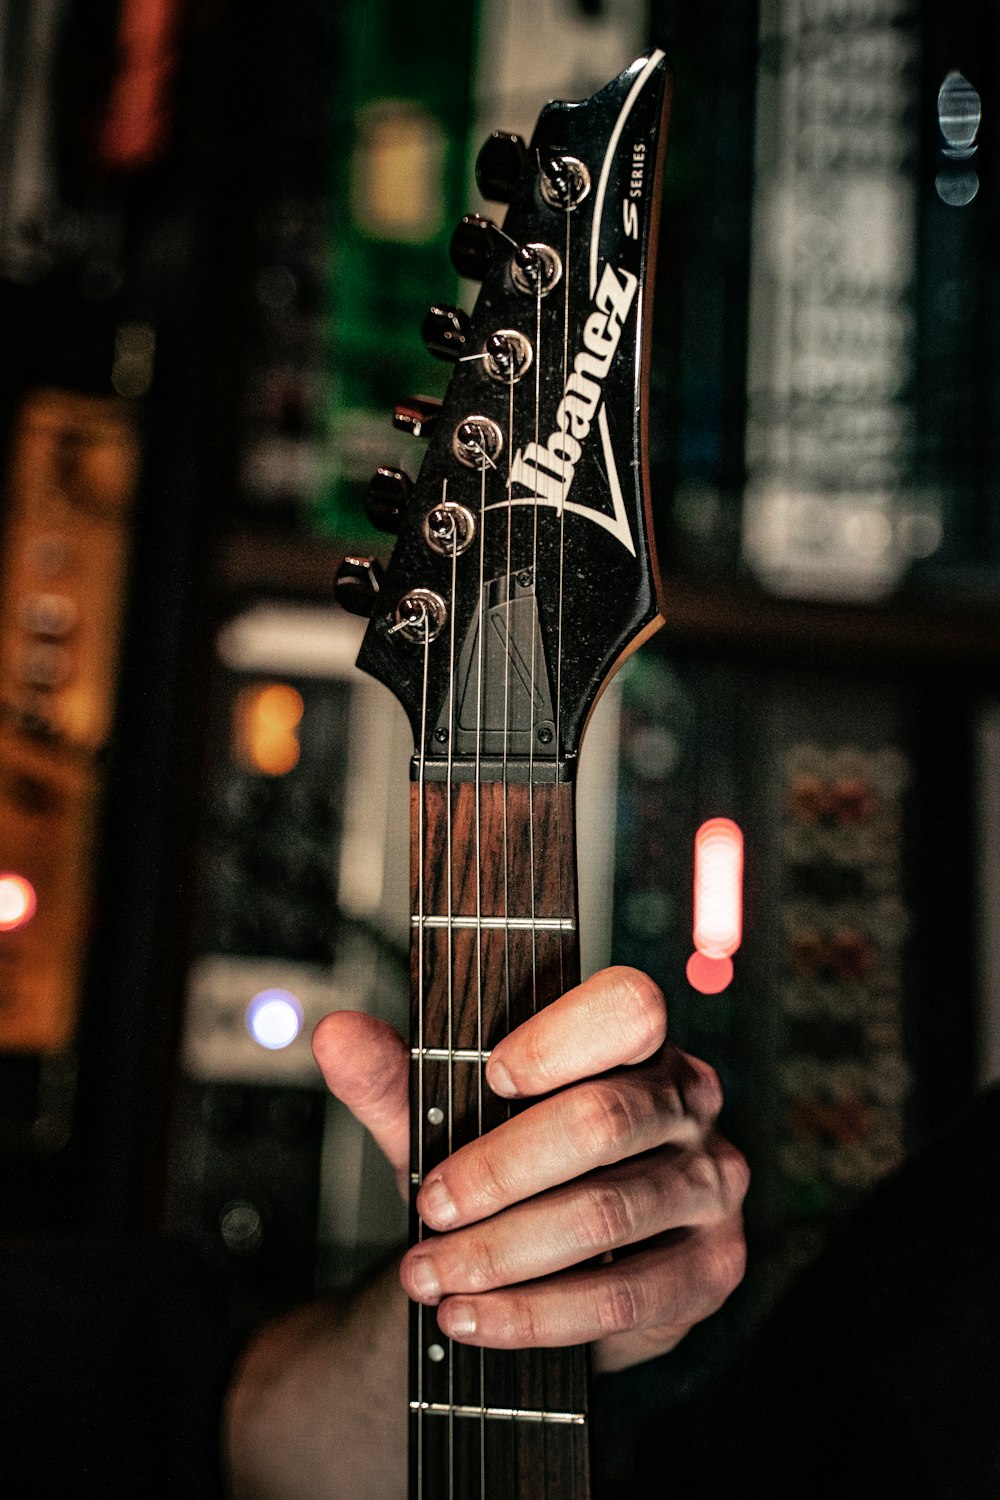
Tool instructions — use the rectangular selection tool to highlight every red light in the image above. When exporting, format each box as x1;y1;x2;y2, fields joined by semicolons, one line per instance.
0;873;37;932
686;951;734;995
693;817;743;960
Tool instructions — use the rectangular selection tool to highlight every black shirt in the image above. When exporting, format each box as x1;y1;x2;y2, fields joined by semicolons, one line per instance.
0;1237;242;1499
629;1083;1000;1498
3;1086;1000;1497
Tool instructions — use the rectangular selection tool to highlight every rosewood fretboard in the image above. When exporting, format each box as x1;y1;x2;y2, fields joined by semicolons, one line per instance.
408;777;590;1500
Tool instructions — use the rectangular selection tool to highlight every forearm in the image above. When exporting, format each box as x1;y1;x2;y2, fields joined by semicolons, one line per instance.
224;1258;408;1500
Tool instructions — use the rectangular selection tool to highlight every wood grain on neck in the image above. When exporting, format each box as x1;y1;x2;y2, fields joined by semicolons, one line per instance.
409;778;590;1500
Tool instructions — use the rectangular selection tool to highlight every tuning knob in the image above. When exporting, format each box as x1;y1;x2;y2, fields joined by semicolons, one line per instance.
393;396;443;438
334;556;385;617
422;304;471;361
365;467;412;533
476;131;527;202
449;215;498;280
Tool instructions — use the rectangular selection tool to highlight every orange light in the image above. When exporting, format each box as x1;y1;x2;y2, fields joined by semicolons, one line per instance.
234;683;304;776
0;873;37;932
693;817;743;960
686;951;734;995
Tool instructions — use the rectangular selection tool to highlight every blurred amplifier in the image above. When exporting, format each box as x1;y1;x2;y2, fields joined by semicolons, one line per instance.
166;603;411;1300
0;390;139;1152
166;599;622;1302
975;698;1000;1092
612;649;976;1386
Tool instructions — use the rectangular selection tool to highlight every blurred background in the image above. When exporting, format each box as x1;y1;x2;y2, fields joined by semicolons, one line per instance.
0;0;996;1477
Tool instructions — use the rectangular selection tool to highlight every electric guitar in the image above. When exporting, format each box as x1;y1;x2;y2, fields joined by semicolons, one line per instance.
337;50;673;1500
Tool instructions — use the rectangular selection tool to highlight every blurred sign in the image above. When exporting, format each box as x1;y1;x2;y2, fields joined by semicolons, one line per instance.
0;391;137;1064
742;0;940;600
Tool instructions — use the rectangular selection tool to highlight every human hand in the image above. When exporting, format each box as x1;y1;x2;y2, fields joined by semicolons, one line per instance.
312;966;748;1373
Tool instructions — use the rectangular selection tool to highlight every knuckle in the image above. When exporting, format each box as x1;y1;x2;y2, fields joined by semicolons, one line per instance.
606;968;667;1054
715;1141;751;1209
471;1146;511;1210
679;1052;724;1123
594;1273;645;1337
465;1234;503;1292
507;1293;541;1346
680;1148;726;1205
578;1182;635;1250
519;1022;557;1086
677;1141;749;1218
569;1081;640;1159
700;1234;747;1311
355;1061;400;1115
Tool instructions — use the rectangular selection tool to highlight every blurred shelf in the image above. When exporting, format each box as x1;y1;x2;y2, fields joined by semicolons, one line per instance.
659;575;1000;677
217;530;1000;678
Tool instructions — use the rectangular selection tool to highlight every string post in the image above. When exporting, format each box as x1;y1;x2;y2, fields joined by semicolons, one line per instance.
391;589;446;643
483;328;533;385
510;240;562;297
452;415;503;471
538;151;591;211
424;500;476;557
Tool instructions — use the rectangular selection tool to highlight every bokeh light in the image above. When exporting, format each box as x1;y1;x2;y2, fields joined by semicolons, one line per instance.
0;874;37;933
246;988;304;1050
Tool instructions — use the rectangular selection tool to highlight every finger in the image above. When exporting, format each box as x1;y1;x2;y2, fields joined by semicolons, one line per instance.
485;967;667;1100
312;1012;410;1191
432;1223;746;1350
401;1137;749;1305
416;1049;723;1231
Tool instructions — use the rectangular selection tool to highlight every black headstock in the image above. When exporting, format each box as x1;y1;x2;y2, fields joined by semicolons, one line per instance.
350;52;672;777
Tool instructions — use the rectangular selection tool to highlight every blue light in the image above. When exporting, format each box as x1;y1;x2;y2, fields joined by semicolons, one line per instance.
246;988;304;1050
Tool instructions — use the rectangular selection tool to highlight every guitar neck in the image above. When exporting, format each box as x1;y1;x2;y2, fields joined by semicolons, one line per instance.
408;774;590;1500
344;48;674;1499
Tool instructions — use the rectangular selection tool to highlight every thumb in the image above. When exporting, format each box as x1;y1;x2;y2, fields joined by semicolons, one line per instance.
312;1011;410;1196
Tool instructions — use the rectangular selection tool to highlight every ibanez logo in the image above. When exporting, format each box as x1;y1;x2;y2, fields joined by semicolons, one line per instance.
507;262;638;555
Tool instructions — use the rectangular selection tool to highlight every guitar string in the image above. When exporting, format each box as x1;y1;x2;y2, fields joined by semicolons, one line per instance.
527;275;542;1009
501;368;516;1484
475;452;487;1500
556;203;571;1014
435;207;581;1497
558;203;579;1500
501;366;515;1058
415;606;431;1500
525;269;547;1495
443;480;458;1500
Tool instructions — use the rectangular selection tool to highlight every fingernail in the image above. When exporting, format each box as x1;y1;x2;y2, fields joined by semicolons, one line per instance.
445;1301;477;1337
406;1253;440;1302
488;1059;518;1098
421;1176;458;1228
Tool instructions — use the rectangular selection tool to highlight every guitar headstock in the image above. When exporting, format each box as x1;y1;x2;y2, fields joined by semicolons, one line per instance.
345;52;672;775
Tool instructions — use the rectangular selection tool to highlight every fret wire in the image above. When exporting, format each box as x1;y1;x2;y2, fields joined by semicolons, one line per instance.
411;915;576;930
410;1401;586;1426
411;1047;492;1063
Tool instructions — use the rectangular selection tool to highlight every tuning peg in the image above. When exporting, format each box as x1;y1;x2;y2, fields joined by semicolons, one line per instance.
393;396;442;438
365;467;412;533
334;556;385;617
476;131;527;202
422;304;471;361
449;215;498;280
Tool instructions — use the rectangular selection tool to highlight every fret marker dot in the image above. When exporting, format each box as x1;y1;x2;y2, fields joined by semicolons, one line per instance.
428;1343;445;1362
427;1106;444;1125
